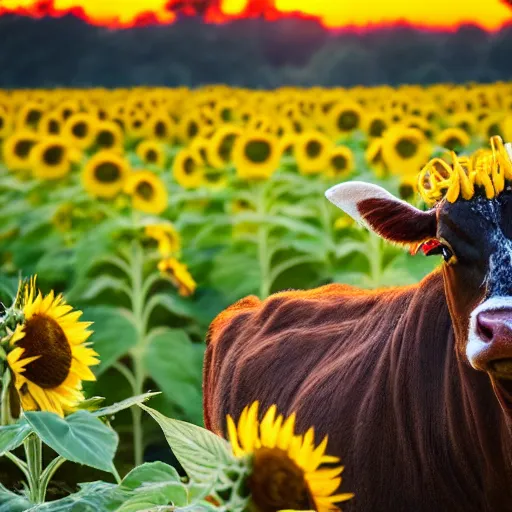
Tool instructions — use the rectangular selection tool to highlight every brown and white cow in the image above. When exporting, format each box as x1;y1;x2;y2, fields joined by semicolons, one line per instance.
203;181;512;512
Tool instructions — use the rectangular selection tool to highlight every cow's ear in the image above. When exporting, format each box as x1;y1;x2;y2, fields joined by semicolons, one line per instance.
325;181;437;245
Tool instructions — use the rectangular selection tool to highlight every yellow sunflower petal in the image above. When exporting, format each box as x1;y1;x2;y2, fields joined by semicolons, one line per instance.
227;414;244;457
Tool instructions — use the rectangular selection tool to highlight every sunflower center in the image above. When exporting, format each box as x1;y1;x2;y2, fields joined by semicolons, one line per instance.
399;183;415;200
14;140;35;159
18;314;72;388
27;109;42;126
97;130;115;148
43;145;64;166
49;119;60;134
219;134;236;162
155;121;167;138
458;121;471;134
245;140;271;163
188;121;199;139
443;136;463;151
146;149;158;163
135;180;155;200
487;123;502;138
62;108;73;120
332;154;348;172
221;108;232;122
395;139;418;158
249;448;312;512
94;162;121;183
369;119;386;137
338;111;359;131
305;140;322;158
183;157;196;175
0;117;4;130
72;121;88;139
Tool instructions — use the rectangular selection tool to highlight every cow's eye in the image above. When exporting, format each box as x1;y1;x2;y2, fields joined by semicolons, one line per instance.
421;239;456;263
441;246;454;263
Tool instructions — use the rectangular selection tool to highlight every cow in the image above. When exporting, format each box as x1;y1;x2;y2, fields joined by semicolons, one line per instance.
203;179;512;512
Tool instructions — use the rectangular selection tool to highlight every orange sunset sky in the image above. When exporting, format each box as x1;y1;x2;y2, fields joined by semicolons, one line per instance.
0;0;511;30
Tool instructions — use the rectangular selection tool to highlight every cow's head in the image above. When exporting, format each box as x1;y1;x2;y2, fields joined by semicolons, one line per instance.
326;172;512;416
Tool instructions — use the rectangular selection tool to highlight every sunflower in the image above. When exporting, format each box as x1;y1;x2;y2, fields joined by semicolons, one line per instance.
227;402;353;512
29;136;81;180
0;109;13;139
293;131;333;176
16;102;44;131
94;120;124;152
480;113;504;140
144;113;175;142
157;258;197;297
38;112;62;137
125;112;148;139
124;171;168;215
6;278;99;417
145;223;181;257
334;215;355;231
55;99;81;122
232;131;281;180
136;139;166;167
449;112;476;136
82;150;130;199
2;131;39;172
62;113;98;150
363;112;388;138
172;147;205;189
326;146;354;179
52;203;74;233
206;124;241;169
328;102;364;137
177;110;204;143
363;138;386;178
381;127;432;176
436;127;470;152
398;175;418;201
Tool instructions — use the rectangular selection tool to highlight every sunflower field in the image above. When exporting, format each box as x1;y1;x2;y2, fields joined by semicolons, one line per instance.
0;83;509;510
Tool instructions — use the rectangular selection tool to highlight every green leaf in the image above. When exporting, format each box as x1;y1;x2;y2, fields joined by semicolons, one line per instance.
0;421;32;455
143;293;195;323
82;276;131;301
121;462;181;490
81;306;137;375
24;410;118;473
140;405;234;482
75;396;106;412
144;330;204;424
0;484;31;512
27;481;128;511
93;392;161;418
116;462;189;511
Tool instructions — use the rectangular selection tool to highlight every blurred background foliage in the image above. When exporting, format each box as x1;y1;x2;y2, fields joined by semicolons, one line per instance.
0;15;511;88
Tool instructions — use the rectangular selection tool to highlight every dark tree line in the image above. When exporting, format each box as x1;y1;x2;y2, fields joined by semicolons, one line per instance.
0;14;511;88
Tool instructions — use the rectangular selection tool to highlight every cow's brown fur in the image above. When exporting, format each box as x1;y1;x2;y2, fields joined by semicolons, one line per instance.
203;270;512;511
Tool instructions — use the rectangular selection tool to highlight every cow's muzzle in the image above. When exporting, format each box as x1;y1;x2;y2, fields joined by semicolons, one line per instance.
467;301;512;376
467;300;512;416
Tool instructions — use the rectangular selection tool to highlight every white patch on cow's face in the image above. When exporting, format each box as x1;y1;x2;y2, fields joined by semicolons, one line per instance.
467;297;512;369
325;181;409;227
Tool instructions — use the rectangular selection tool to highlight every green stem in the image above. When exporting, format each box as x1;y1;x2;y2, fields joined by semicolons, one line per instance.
128;240;147;468
38;456;66;502
24;434;43;504
4;451;30;481
130;354;145;467
113;361;137;391
0;369;12;426
255;183;271;299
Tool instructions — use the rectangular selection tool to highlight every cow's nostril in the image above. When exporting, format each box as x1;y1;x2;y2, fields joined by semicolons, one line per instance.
476;315;494;342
